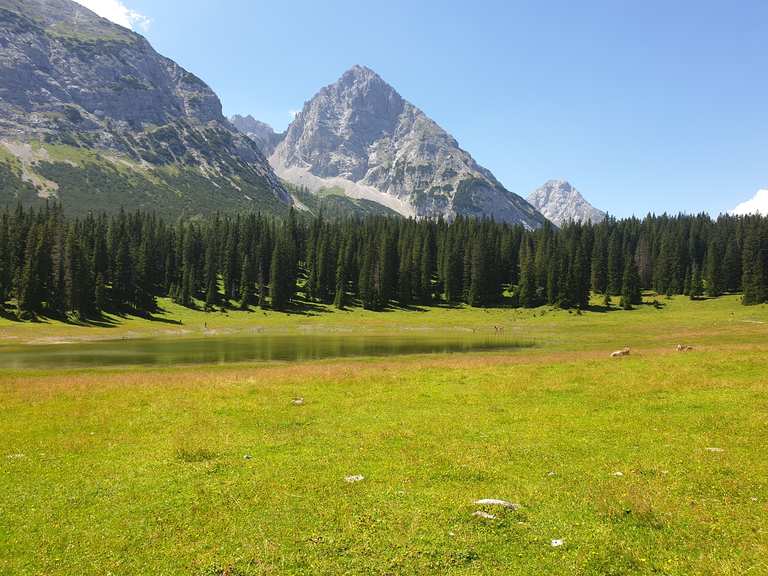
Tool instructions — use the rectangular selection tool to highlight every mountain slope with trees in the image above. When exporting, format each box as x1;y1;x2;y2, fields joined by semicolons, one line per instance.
0;0;290;217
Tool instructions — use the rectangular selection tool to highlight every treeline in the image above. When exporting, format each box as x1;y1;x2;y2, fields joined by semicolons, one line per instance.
0;204;767;320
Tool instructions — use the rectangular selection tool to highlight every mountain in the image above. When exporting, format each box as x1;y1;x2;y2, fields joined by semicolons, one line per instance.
731;189;768;216
527;180;606;226
230;115;283;157
0;0;289;217
268;65;545;227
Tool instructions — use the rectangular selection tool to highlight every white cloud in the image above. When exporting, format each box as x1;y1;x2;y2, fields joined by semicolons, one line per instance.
72;0;151;32
731;189;768;216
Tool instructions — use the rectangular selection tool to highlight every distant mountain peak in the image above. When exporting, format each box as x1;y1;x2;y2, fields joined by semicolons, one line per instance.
230;115;283;156
269;66;545;226
528;180;606;226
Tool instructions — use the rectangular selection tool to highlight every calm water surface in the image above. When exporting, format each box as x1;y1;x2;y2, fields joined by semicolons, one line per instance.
0;334;529;370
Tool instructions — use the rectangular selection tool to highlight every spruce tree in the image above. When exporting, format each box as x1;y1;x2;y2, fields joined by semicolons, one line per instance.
518;239;537;308
238;255;252;310
620;255;642;310
704;240;722;297
742;221;767;305
270;233;291;311
333;247;347;310
688;262;703;300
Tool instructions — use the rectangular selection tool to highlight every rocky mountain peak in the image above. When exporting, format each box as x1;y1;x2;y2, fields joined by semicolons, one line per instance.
230;114;282;156
270;66;545;227
527;180;606;226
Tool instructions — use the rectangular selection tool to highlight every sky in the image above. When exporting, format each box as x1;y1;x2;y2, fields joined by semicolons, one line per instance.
73;0;768;217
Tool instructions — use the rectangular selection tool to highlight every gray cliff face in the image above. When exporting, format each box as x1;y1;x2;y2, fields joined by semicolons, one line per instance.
270;65;545;227
230;115;283;157
0;0;289;213
527;180;606;226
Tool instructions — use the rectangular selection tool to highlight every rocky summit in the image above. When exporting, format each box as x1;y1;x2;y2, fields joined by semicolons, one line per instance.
0;0;289;216
230;115;283;157
527;180;606;226
268;65;546;227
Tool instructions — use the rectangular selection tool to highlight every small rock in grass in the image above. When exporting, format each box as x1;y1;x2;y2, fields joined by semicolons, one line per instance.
472;510;497;519
551;539;565;547
546;471;557;477
345;474;364;483
611;471;624;477
243;454;252;460
473;499;520;510
705;447;724;453
292;397;305;406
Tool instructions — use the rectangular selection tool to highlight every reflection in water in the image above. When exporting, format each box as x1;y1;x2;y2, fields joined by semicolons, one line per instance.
0;334;529;370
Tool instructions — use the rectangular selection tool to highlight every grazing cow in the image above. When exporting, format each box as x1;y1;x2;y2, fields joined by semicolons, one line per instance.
676;344;694;352
610;347;631;358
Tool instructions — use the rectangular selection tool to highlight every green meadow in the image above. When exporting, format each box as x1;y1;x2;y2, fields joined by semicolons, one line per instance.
1;296;767;574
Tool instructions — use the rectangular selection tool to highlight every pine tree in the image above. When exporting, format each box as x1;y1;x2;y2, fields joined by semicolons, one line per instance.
704;240;722;297
203;242;219;311
590;227;608;294
0;216;8;307
518;238;538;308
18;227;44;318
607;230;623;295
270;233;291;311
468;235;486;307
620;254;642;310
722;239;741;293
333;246;348;310
63;226;89;319
444;237;463;303
742;221;767;305
688;262;703;300
238;255;252;310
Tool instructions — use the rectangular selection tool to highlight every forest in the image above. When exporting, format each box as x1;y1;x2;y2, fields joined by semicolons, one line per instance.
0;204;767;320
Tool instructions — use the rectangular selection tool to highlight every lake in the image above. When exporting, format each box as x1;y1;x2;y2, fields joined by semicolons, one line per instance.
0;334;530;370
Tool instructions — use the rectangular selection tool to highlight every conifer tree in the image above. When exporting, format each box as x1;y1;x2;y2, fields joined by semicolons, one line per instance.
688;262;703;299
742;221;767;305
590;227;608;294
518;238;537;308
333;246;347;310
704;240;722;297
270;233;291;311
238;255;252;310
620;254;642;310
607;230;623;295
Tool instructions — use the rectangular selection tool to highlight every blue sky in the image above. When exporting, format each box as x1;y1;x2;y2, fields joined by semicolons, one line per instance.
78;0;768;217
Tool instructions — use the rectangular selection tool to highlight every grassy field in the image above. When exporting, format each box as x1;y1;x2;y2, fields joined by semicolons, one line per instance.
1;296;767;575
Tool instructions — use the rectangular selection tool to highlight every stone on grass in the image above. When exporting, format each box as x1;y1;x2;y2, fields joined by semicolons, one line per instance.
345;474;364;483
292;397;305;406
473;499;520;510
551;539;565;547
611;471;624;477
705;447;724;453
472;511;497;519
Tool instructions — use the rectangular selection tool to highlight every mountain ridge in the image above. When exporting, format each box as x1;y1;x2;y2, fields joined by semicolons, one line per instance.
266;65;546;227
0;0;290;217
